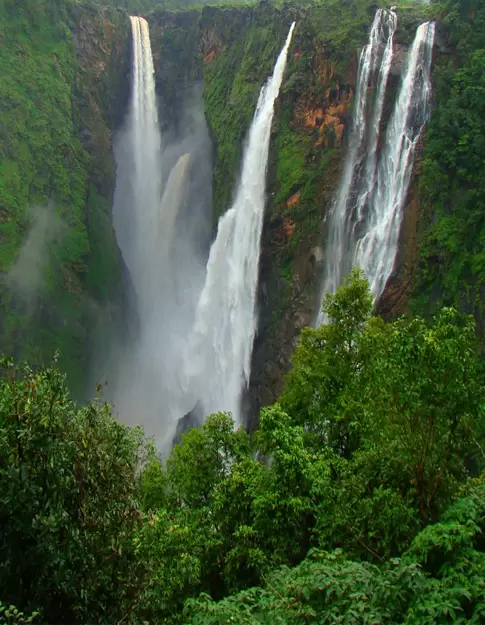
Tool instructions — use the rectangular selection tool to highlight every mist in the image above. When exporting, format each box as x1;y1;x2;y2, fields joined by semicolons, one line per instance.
101;61;212;454
8;202;63;315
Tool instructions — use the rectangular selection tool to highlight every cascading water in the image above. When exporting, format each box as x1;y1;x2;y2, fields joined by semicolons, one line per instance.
113;17;162;309
355;21;435;298
317;14;435;323
105;16;212;451
354;10;397;225
317;9;396;324
186;22;296;426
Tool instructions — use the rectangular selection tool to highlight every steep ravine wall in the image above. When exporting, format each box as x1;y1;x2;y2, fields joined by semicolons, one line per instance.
0;1;130;396
149;2;367;426
148;1;433;428
249;6;431;423
0;0;439;421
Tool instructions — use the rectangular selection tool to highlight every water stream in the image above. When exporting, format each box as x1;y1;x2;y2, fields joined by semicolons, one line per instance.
185;22;296;425
317;14;435;322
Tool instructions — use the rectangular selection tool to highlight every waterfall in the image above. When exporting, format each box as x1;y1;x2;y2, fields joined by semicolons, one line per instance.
317;10;396;324
186;22;296;426
106;16;212;452
355;11;397;225
355;21;435;298
115;16;163;318
317;15;435;323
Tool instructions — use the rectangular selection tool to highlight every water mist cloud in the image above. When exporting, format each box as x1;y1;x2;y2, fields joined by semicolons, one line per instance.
8;202;63;314
101;18;212;456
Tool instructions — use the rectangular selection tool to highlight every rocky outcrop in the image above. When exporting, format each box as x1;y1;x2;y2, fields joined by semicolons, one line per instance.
172;401;204;446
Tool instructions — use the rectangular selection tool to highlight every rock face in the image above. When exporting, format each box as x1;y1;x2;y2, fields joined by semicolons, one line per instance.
172;401;204;447
147;2;430;429
0;0;449;423
245;21;359;426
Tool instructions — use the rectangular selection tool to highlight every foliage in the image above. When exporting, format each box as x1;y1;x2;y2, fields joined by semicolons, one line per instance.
3;0;485;622
0;0;126;396
184;479;485;624
0;356;150;624
1;276;484;623
413;0;485;334
0;603;39;625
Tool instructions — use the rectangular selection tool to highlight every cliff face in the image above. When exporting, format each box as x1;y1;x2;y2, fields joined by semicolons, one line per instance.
0;1;130;396
145;1;435;426
249;37;357;419
147;2;367;424
0;0;445;418
409;1;485;342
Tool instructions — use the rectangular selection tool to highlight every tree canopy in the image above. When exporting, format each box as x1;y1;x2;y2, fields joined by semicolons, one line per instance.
1;272;484;624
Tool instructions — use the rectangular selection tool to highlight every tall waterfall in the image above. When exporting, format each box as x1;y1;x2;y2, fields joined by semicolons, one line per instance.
355;21;435;297
317;9;397;323
106;16;212;451
317;14;435;323
186;22;296;425
115;16;162;318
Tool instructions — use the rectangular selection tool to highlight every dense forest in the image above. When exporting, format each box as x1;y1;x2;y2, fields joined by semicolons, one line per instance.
1;0;485;623
1;272;485;624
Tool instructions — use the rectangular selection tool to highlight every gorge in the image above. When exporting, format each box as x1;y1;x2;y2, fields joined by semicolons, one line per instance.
0;0;467;441
106;5;435;441
2;1;485;623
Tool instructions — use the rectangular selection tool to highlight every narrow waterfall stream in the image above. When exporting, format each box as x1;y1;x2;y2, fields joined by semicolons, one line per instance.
185;22;296;426
317;14;435;323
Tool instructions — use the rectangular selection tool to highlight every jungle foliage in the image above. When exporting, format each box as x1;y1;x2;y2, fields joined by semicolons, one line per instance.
413;0;485;332
1;272;485;624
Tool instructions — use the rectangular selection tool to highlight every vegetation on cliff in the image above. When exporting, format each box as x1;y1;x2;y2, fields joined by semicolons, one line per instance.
3;0;485;622
413;0;485;332
1;273;484;624
0;0;129;396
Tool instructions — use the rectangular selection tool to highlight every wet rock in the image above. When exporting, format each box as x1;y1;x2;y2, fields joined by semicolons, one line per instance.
172;401;204;447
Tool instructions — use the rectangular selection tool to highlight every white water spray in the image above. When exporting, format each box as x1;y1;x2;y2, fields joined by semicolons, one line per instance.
317;15;435;322
106;17;212;451
114;17;163;317
187;22;296;425
317;10;396;323
355;21;435;298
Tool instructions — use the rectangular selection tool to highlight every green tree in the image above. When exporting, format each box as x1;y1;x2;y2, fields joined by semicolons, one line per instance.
280;272;485;559
280;269;373;455
184;478;485;625
0;357;149;624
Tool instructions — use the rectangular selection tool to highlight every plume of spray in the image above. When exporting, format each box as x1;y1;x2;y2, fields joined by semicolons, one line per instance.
8;202;63;314
184;22;296;426
99;17;212;453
